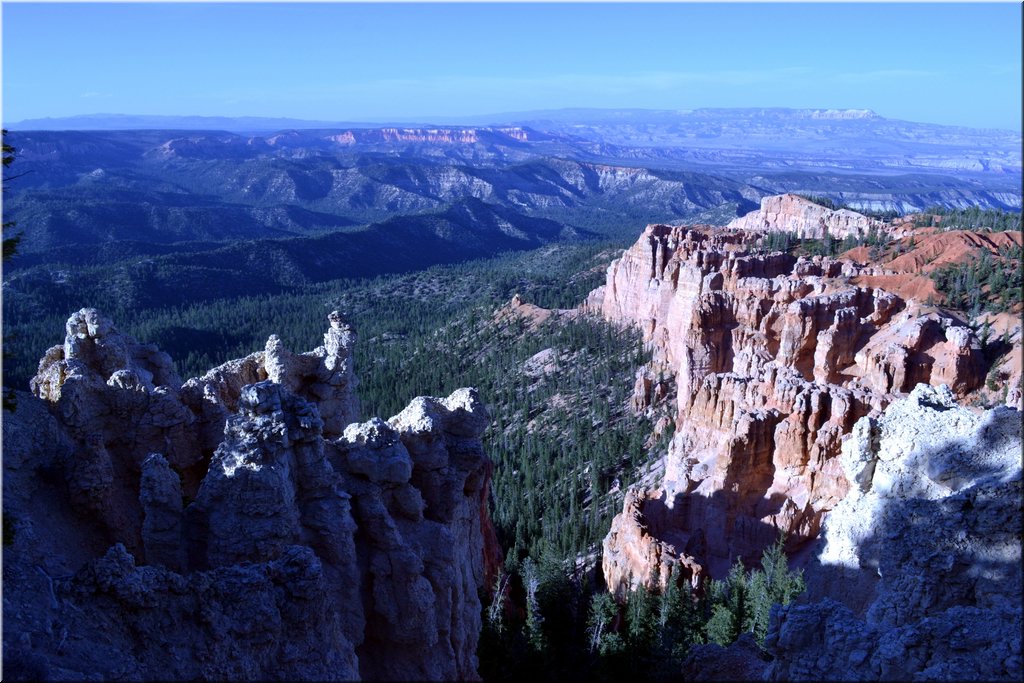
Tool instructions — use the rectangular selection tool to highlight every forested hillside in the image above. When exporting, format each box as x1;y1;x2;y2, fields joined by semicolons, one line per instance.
5;240;661;560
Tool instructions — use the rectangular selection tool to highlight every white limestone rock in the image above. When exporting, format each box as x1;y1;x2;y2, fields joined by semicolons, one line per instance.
768;384;1022;681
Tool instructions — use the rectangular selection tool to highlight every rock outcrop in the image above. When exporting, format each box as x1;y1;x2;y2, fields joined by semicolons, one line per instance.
28;308;203;554
681;632;773;681
593;223;999;595
3;309;498;680
726;193;885;239
180;309;360;454
766;384;1022;681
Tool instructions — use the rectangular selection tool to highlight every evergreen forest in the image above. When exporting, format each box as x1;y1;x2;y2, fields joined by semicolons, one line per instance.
479;536;806;682
914;206;1022;232
929;244;1024;315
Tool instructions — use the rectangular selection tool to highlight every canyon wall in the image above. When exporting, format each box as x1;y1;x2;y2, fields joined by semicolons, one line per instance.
3;309;499;681
590;220;997;597
676;386;1022;681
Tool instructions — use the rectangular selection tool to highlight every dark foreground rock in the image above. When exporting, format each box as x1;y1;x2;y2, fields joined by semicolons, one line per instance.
3;308;499;680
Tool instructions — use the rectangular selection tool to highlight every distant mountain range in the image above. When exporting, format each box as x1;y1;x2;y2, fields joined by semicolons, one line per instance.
7;113;390;132
1;128;760;255
7;107;1018;133
4;123;1019;266
2;115;1019;359
10;108;1019;180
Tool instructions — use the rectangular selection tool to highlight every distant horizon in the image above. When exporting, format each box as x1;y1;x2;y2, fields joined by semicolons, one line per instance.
7;106;1022;135
4;3;1021;131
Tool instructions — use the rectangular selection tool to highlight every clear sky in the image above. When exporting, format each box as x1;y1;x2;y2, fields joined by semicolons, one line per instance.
2;2;1021;130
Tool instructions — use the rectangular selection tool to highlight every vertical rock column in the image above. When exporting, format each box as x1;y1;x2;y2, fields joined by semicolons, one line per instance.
139;453;184;571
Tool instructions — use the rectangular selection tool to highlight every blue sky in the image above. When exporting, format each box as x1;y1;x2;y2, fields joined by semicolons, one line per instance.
3;2;1021;130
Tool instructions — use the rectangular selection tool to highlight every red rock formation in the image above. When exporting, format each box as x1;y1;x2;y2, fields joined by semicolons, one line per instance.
494;293;554;329
843;228;1023;305
876;229;1023;274
603;488;704;600
594;222;995;593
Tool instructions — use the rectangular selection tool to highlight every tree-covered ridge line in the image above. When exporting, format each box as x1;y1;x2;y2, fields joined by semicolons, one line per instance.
794;194;1024;227
794;193;901;219
794;194;843;211
914;205;1022;232
754;225;889;258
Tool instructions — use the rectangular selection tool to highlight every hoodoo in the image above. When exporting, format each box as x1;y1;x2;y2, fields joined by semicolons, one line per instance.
3;309;499;680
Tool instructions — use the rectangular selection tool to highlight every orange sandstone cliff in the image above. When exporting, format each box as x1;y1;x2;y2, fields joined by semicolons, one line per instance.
588;216;1006;598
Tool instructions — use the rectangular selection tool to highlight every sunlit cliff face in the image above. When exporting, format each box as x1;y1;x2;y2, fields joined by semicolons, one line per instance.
593;216;997;594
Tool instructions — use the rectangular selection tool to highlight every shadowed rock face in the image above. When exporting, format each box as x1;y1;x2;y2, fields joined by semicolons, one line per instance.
767;385;1022;681
593;223;994;596
4;308;498;681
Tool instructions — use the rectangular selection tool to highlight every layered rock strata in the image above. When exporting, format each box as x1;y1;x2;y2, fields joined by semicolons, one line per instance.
767;384;1022;681
591;224;995;597
4;309;497;680
726;193;885;239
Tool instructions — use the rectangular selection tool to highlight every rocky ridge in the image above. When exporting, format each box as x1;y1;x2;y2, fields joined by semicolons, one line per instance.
726;193;885;239
3;309;498;680
588;218;1007;598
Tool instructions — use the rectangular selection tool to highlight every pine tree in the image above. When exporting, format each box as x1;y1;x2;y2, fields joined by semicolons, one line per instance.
706;559;748;646
762;536;806;609
705;602;736;647
744;570;772;642
626;582;658;653
656;567;701;666
523;559;547;654
587;591;624;657
748;535;806;645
